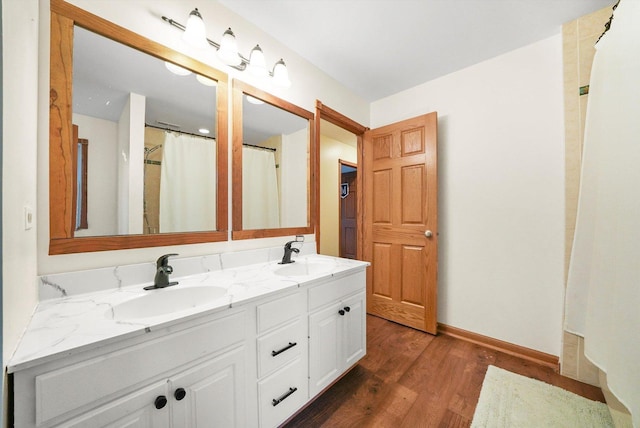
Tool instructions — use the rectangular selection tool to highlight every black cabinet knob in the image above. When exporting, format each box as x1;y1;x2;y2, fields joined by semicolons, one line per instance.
344;306;351;312
174;388;186;401
338;309;345;316
154;395;168;409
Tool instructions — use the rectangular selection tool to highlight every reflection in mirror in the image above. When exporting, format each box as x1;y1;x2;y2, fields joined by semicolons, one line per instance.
49;0;228;254
72;27;218;237
232;80;315;240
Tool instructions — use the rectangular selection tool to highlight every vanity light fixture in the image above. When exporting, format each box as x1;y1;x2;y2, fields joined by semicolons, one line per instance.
162;8;292;87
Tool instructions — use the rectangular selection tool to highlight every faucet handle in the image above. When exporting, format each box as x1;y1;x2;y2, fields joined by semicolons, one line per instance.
156;253;179;267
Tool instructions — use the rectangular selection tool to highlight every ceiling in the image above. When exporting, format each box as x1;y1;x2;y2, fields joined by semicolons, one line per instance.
217;0;615;102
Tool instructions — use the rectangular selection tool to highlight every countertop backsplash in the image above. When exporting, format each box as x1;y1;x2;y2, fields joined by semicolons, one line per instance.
39;241;316;301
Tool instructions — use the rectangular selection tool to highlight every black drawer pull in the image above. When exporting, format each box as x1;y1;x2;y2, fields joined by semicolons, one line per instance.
338;309;345;316
344;306;351;312
272;387;297;406
272;342;297;357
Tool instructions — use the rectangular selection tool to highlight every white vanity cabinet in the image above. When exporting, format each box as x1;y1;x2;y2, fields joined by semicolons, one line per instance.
308;271;366;398
255;290;309;427
62;347;246;427
12;309;249;428
11;256;369;428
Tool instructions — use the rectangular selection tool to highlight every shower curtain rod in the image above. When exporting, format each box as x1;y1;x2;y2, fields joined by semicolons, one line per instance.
243;143;276;152
145;124;217;141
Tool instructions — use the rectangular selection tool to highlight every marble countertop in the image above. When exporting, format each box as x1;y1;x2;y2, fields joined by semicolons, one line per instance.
8;254;368;373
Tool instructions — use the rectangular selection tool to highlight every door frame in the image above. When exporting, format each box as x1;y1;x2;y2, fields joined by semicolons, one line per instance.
314;101;367;258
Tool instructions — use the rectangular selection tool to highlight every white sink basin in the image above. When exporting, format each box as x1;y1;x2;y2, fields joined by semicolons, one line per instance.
106;286;227;320
274;260;334;277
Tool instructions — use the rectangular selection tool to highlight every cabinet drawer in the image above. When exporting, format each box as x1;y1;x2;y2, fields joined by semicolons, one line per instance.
258;357;307;428
308;270;365;311
33;311;245;426
257;320;304;377
257;291;305;334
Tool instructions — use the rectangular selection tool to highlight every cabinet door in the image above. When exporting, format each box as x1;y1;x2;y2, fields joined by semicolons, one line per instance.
170;346;246;428
308;303;341;397
342;292;366;368
61;381;169;428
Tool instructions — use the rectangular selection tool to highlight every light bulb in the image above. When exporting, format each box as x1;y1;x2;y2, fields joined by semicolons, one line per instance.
272;58;291;88
248;44;268;77
217;27;242;66
182;8;209;50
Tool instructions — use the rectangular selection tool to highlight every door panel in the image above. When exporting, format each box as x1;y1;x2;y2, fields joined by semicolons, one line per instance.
339;169;357;259
364;112;438;334
372;169;392;222
171;346;246;427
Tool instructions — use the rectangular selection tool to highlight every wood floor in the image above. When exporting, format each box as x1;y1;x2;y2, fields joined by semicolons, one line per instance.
283;315;605;428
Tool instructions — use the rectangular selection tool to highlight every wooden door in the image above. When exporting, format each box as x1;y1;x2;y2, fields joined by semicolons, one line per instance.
339;165;358;259
363;112;438;334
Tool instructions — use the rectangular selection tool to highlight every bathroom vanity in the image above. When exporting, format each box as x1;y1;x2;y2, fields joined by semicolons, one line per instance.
9;250;368;427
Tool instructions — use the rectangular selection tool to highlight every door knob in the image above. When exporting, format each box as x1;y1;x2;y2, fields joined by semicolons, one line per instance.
424;230;433;238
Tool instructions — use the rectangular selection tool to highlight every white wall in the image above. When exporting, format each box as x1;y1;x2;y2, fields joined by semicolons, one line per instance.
371;35;565;355
116;93;145;235
72;113;118;237
2;0;39;369
280;127;309;227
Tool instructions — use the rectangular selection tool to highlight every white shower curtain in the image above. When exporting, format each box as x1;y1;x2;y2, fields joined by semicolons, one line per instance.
564;1;639;425
159;132;216;233
242;146;280;229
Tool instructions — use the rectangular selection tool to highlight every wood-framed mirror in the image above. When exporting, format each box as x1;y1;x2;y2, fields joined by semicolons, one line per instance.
49;0;228;254
232;80;315;239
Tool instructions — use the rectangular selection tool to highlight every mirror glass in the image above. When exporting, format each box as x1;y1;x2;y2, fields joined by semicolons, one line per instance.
49;0;228;254
73;27;217;236
232;81;315;239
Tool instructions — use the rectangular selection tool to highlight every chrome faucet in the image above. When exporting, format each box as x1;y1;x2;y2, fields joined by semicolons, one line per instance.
144;253;179;290
280;236;303;264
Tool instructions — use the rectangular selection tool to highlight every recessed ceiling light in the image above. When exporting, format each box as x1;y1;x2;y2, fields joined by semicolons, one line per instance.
199;128;210;134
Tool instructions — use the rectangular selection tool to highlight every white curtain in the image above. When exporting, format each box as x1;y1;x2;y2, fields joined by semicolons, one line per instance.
242;146;279;229
159;132;216;233
564;1;640;425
